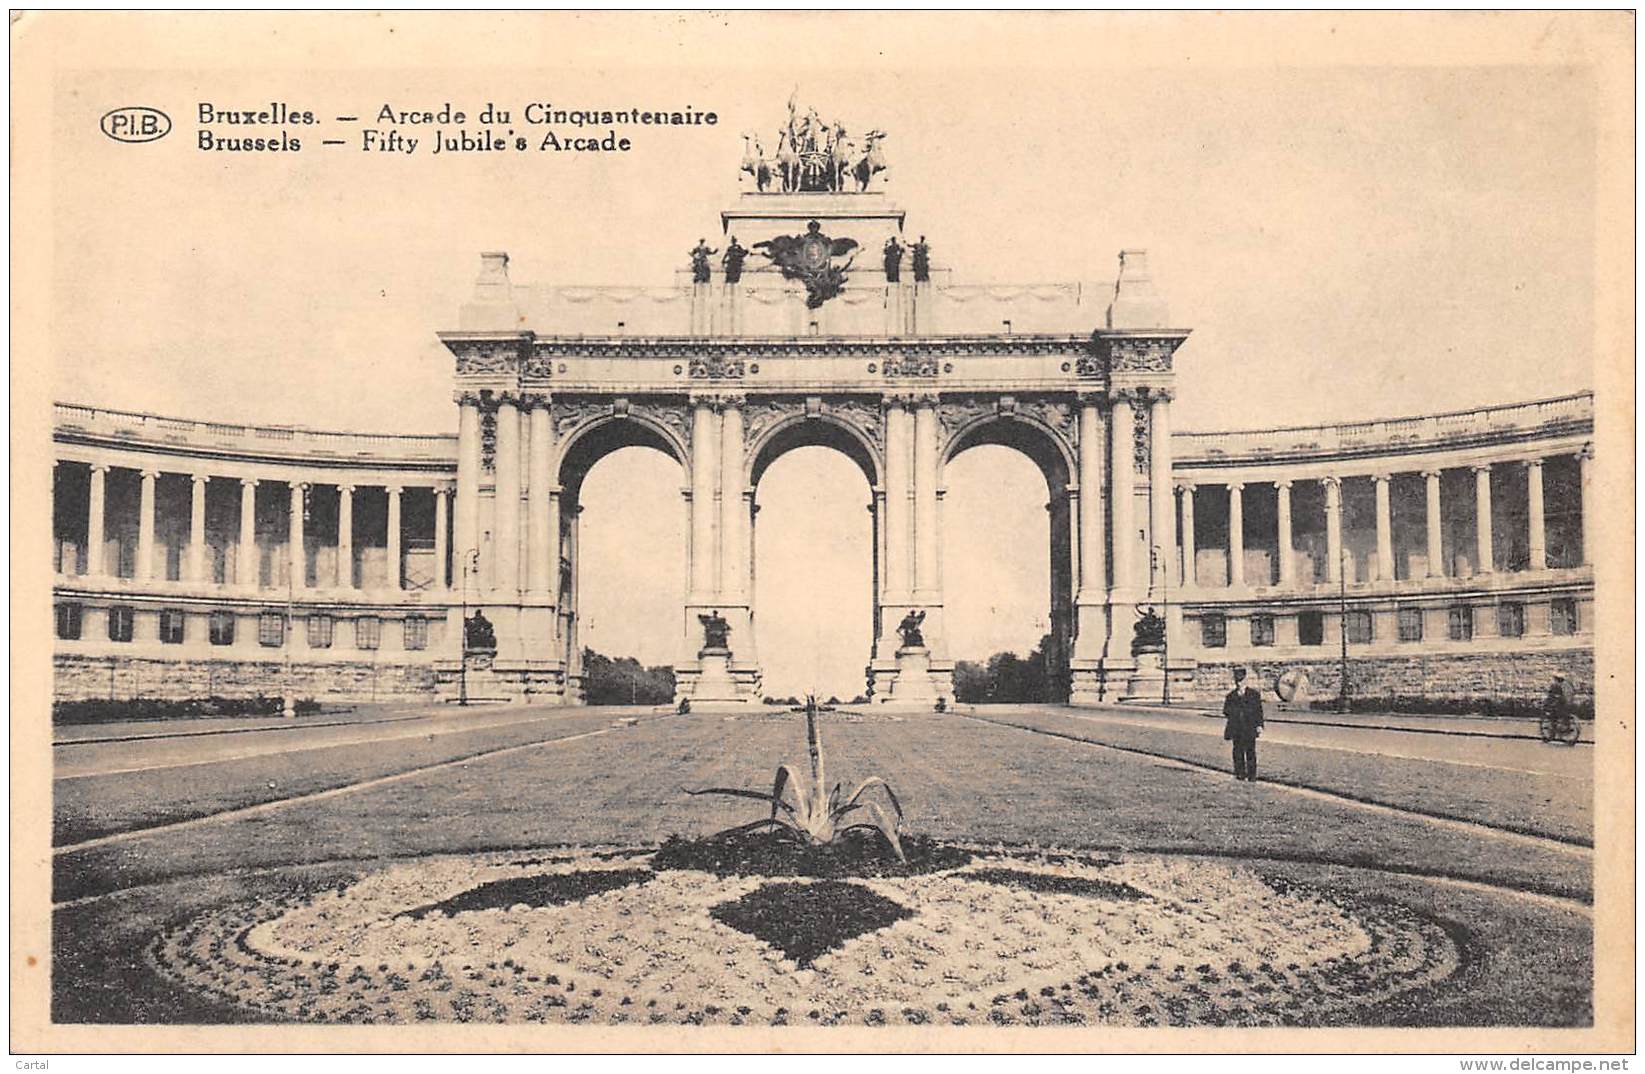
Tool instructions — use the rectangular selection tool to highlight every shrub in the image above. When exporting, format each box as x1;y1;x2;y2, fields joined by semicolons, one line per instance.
52;695;321;725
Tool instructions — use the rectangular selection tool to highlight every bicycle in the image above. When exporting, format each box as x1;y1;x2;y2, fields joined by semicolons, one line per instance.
1538;710;1581;746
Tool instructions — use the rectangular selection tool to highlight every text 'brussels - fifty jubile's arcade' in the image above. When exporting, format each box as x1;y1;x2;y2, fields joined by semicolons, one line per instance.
51;100;1594;711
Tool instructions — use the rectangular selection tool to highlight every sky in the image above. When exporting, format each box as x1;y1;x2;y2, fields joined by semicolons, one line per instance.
33;13;1612;697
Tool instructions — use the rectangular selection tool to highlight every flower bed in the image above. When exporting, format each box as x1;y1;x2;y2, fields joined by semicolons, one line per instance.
150;846;1459;1026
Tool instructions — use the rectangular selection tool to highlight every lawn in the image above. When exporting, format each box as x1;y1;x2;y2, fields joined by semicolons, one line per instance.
973;706;1593;845
55;708;1593;905
54;706;632;847
50;707;1594;1027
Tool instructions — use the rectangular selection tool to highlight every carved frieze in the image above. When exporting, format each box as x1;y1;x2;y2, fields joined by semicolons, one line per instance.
522;350;555;380
451;338;529;377
1133;406;1151;475
1087;334;1183;377
631;399;692;451
552;398;615;442
881;355;941;378
936;397;990;450
480;407;497;472
688;357;747;380
827;396;885;455
1017;397;1077;451
743;398;792;448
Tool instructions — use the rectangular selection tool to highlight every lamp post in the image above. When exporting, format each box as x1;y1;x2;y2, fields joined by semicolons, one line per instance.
283;484;311;720
1144;546;1171;703
458;547;479;707
1337;539;1350;714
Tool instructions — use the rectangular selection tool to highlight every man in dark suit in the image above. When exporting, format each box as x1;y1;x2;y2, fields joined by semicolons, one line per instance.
1223;667;1266;781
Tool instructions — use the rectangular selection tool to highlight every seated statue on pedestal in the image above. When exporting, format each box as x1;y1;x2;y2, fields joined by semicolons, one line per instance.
897;609;926;649
699;610;731;651
464;610;497;654
1131;606;1166;656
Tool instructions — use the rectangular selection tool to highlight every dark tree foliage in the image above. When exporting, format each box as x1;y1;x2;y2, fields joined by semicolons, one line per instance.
952;634;1057;704
582;648;676;706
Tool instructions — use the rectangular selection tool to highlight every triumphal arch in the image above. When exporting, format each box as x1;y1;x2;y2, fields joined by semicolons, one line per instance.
440;102;1189;707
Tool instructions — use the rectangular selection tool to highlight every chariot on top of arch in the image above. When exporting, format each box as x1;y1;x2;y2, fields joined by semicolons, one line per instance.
740;93;887;194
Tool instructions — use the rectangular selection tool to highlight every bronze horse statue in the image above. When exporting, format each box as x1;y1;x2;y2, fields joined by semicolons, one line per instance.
852;130;888;192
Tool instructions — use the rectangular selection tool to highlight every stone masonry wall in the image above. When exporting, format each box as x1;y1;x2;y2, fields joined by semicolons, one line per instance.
54;654;438;703
1186;647;1595;707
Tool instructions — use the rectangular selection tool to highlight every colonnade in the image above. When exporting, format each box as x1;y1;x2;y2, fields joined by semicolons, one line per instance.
56;460;452;592
1177;449;1592;589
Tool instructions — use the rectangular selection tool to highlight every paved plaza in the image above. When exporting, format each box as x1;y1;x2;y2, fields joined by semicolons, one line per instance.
52;703;1593;1027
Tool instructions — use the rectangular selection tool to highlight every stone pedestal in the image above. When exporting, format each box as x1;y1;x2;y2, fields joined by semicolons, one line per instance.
1121;649;1167;703
434;650;569;705
873;645;942;710
678;646;754;711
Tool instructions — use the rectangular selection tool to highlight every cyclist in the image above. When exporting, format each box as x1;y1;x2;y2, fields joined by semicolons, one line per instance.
1542;673;1578;743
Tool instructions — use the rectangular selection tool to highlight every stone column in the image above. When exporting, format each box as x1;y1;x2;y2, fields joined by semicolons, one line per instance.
1473;464;1493;575
454;393;482;577
1227;482;1245;589
336;485;355;588
188;474;209;582
86;464;108;578
1076;397;1106;597
1579;446;1593;565
386;484;404;591
527;398;555;597
1108;391;1136;595
238;478;258;587
136;469;158;582
1147;390;1174;591
1324;476;1343;583
883;397;913;599
288;481;307;590
913;396;940;598
1424;470;1444;578
689;397;721;599
1525;459;1547;571
1374;473;1394;582
1178;483;1196;587
1275;480;1294;588
434;484;451;590
720;396;747;601
492;396;521;596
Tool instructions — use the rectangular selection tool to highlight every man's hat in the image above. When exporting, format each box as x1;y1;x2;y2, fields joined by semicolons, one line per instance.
1233;667;1248;681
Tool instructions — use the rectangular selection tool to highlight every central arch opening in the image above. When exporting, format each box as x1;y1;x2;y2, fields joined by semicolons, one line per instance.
751;429;876;704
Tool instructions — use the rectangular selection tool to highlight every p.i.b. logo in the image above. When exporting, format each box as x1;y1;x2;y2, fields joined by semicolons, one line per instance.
100;106;171;143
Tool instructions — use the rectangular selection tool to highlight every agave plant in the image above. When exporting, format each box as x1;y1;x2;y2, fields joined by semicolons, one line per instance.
685;695;907;862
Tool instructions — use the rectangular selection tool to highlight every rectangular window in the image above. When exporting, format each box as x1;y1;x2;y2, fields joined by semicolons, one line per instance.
107;605;134;643
307;613;334;649
1250;615;1275;647
403;615;429;651
356;616;381;651
1448;605;1474;642
158;609;186;645
1344;610;1373;644
209;611;235;646
1549;598;1578;636
1298;611;1325;646
55;602;83;641
1200;614;1227;649
1397;607;1424;642
1497;602;1525;638
258;611;285;647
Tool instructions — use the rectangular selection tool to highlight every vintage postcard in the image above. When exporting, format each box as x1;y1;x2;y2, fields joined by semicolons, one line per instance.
10;10;1634;1055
